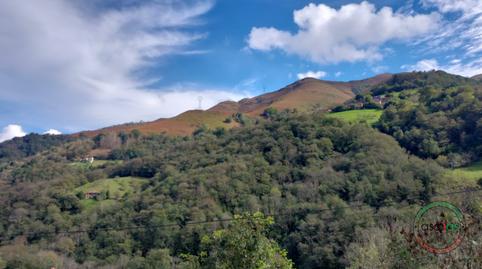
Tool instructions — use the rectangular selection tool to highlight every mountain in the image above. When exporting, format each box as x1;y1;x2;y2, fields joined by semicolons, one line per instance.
79;110;238;137
472;74;482;81
1;70;481;268
210;74;393;115
79;74;392;137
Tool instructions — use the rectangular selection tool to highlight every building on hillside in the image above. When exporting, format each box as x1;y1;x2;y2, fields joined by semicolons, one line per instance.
85;191;100;199
373;95;389;106
81;156;94;164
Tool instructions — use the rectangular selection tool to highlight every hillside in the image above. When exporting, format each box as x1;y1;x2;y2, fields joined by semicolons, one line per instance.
0;71;481;268
80;110;238;137
79;75;392;137
0;110;480;268
227;78;355;115
472;74;482;81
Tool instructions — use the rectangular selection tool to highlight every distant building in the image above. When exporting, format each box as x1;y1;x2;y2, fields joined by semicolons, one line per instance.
82;156;94;164
373;95;389;105
85;191;100;199
354;101;364;109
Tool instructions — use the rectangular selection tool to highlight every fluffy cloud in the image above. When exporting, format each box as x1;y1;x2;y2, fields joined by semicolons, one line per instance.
402;58;482;77
297;71;327;79
0;124;26;143
0;0;245;132
248;1;439;63
402;59;440;71
43;129;62;135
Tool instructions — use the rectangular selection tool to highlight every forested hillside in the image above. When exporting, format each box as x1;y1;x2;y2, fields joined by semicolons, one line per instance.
0;110;480;268
376;72;482;166
333;71;482;165
0;71;481;268
0;134;71;160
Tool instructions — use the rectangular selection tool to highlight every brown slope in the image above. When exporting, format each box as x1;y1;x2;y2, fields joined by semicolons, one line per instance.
326;73;393;95
236;78;354;115
207;100;240;114
78;74;391;137
79;110;238;137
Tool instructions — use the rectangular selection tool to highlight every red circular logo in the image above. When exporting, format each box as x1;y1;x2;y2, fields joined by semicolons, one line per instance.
412;201;465;254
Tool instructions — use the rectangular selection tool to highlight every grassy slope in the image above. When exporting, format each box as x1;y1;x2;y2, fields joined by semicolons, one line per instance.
79;199;117;213
441;161;482;213
326;109;383;125
75;177;149;211
75;177;148;198
447;161;482;182
438;161;482;201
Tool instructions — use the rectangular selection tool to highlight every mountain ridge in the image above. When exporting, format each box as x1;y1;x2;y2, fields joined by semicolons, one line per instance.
76;73;394;137
472;74;482;81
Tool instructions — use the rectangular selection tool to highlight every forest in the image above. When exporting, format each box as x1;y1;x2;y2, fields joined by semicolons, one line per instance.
0;71;481;268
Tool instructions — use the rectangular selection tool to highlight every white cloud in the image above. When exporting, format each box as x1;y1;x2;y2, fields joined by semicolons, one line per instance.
371;65;389;74
402;59;440;71
399;1;482;78
335;72;343;77
422;0;480;13
445;61;482;77
297;70;327;79
0;0;246;132
450;59;461;64
420;0;482;55
0;124;26;143
247;1;439;63
43;129;62;135
402;58;482;77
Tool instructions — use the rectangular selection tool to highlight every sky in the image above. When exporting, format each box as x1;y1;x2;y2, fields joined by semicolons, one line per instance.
0;0;482;141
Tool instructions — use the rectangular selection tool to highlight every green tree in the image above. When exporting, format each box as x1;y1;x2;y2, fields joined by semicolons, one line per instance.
262;107;278;119
199;212;293;269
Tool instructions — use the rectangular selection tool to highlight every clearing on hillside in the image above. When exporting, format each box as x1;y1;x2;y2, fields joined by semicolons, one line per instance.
447;161;482;182
75;177;149;200
326;109;382;125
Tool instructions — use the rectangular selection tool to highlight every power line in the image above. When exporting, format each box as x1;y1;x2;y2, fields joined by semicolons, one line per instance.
0;188;481;245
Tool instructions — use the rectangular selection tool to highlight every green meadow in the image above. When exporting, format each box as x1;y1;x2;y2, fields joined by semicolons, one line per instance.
75;176;148;197
327;109;383;125
75;177;149;210
448;161;482;182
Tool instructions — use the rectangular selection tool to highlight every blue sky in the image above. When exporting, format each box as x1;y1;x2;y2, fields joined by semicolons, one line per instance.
0;0;481;141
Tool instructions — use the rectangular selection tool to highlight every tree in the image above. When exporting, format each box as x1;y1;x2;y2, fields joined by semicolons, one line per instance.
131;129;141;140
262;107;278;119
199;212;293;269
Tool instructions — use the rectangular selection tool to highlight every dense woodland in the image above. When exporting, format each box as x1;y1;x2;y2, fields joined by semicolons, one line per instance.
0;71;481;268
376;72;482;165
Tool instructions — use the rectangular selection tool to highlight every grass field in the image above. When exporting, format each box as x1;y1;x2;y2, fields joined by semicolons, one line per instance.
448;161;482;182
442;161;482;214
75;177;149;199
79;199;117;212
327;109;383;125
439;160;482;194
